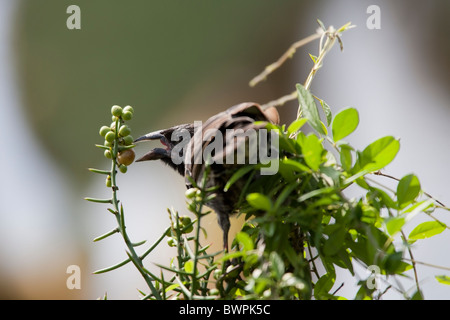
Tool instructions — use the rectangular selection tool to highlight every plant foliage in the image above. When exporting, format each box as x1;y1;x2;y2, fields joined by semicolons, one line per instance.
86;21;450;300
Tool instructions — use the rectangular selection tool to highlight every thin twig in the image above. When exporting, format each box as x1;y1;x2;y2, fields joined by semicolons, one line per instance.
332;282;344;296
400;230;421;294
374;171;447;208
403;258;450;272
249;30;323;87
306;243;321;279
261;90;297;110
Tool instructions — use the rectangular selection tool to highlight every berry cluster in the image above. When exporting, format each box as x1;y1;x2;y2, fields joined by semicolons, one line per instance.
98;105;136;186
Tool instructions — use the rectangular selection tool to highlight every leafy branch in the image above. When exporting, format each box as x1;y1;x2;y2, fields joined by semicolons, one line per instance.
86;20;450;300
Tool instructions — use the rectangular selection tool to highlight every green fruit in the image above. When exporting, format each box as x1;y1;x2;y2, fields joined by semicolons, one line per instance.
104;139;113;147
123;105;134;114
99;126;110;137
110;121;118;131
213;269;222;280
180;215;192;226
185;188;198;199
118;164;128;173
122;135;134;145
167;237;176;247
104;150;112;159
183;224;193;234
117;149;135;166
106;175;112;188
111;105;123;117
226;265;239;278
105;131;116;143
118;125;131;137
122;111;133;121
209;288;219;296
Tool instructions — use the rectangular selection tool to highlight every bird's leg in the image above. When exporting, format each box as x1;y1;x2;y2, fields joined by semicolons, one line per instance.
217;213;230;252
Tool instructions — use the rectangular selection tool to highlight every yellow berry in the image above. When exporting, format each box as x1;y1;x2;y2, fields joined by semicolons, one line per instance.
117;149;135;166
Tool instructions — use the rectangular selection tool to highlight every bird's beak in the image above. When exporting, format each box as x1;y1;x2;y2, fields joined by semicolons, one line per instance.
135;148;168;162
134;130;170;162
134;131;164;143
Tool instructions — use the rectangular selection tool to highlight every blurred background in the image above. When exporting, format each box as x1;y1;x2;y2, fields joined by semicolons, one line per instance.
0;0;449;299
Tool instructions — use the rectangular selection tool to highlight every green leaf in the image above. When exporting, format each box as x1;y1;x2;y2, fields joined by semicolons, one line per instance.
383;251;404;275
385;216;405;236
397;174;421;208
309;53;318;64
332;107;359;142
280;158;310;173
411;290;424;300
298;187;334;203
319;99;332;127
298;133;324;171
314;273;335;299
317;19;326;32
339;144;353;171
184;260;194;273
359;136;400;172
296;83;326;135
235;232;254;251
270;252;285;280
246;193;272;211
323;226;346;256
402;199;434;221
224;165;255;191
408;221;446;241
436;275;450;285
287;118;308;135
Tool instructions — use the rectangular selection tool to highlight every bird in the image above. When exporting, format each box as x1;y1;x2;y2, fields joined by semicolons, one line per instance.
134;102;279;251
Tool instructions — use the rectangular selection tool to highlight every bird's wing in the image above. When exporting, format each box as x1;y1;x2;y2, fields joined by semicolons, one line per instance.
184;102;279;187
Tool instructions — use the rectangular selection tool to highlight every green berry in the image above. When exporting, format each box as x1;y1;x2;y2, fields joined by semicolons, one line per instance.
122;111;133;121
167;237;176;247
106;175;112;188
213;269;222;280
209;288;219;296
118;164;128;173
104;139;113;147
105;131;116;143
117;149;135;166
185;188;198;199
99;126;110;137
123;106;134;114
182;224;193;234
226;265;239;278
122;135;134;145
111;105;123;117
180;215;192;226
118;125;131;137
104;150;112;159
110;121;118;131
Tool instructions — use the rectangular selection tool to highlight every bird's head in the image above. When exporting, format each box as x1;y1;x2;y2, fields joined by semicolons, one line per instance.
134;123;194;176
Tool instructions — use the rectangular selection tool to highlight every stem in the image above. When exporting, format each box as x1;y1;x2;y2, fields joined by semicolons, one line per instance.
374;171;447;208
259;23;352;112
400;230;421;295
109;118;161;300
190;173;207;298
250;31;323;87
